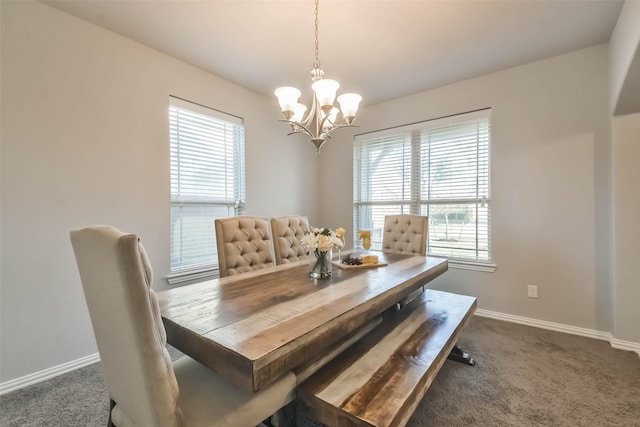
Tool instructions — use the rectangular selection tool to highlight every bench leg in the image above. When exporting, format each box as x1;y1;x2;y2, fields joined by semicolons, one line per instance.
107;399;116;427
270;401;296;427
448;344;475;366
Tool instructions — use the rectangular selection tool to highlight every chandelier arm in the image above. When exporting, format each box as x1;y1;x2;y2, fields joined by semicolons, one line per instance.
288;129;310;138
312;112;326;139
323;123;360;139
280;117;360;141
278;119;314;139
299;96;319;129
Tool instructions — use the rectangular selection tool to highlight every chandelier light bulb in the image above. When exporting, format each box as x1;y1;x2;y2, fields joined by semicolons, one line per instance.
292;103;308;123
311;78;339;112
323;107;340;131
337;93;362;124
275;86;301;119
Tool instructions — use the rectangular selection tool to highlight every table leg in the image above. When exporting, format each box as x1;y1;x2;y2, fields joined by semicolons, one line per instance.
448;344;475;365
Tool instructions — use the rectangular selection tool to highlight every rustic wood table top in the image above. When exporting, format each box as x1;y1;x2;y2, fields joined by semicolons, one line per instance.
158;251;448;392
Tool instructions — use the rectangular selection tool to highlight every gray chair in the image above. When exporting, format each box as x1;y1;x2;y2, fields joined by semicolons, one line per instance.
70;225;296;427
214;216;276;277
382;214;428;256
270;215;311;265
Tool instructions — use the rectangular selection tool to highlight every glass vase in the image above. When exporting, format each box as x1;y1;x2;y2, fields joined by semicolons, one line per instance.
309;248;333;279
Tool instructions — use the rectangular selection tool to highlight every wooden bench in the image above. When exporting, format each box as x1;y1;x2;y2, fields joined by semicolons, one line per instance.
297;289;477;427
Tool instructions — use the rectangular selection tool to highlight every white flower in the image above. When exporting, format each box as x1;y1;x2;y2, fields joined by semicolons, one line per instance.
317;234;333;251
300;226;345;252
300;233;318;250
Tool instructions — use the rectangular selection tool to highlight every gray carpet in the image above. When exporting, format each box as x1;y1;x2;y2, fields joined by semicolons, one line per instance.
1;316;639;426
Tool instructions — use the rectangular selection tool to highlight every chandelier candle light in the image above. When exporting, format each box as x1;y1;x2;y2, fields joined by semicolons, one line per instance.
275;0;362;153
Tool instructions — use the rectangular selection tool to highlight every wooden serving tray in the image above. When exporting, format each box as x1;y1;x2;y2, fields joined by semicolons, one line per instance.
332;261;388;270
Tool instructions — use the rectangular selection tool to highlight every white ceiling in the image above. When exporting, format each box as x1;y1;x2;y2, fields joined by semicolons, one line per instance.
42;0;624;106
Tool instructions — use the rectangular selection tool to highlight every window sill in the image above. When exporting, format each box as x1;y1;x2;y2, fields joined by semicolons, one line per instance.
167;267;219;285
448;260;496;273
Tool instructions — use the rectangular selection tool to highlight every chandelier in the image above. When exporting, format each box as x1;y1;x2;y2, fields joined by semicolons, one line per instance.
274;0;362;153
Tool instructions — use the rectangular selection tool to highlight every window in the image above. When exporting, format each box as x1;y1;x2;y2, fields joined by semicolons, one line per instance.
169;97;245;279
353;109;491;266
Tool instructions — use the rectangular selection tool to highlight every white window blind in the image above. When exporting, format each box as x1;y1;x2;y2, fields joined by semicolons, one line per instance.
354;109;491;263
169;97;245;274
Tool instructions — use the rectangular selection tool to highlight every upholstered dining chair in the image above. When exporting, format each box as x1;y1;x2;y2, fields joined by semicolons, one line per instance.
214;216;276;277
270;215;311;265
382;215;429;310
381;214;428;256
70;225;296;427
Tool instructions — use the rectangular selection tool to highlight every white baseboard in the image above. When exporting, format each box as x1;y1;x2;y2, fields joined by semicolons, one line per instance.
2;310;639;395
0;352;100;396
609;336;640;355
475;309;640;357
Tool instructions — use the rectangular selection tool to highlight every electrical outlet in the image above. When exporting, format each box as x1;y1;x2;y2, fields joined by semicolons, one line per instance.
527;285;538;299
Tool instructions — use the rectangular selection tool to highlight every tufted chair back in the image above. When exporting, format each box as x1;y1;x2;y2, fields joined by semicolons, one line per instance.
270;215;311;265
215;216;276;277
70;226;183;427
382;215;428;256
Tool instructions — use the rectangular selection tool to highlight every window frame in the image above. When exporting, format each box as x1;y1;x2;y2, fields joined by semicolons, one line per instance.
353;108;495;272
168;96;246;283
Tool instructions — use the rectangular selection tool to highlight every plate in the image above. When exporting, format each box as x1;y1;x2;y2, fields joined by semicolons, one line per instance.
332;261;388;270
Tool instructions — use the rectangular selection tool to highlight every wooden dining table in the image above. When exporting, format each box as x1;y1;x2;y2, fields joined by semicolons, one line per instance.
157;251;448;393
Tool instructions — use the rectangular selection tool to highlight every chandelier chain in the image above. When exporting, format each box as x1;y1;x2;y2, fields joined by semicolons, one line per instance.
313;0;321;70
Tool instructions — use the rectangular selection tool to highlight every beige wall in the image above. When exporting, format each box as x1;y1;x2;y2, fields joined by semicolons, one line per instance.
320;45;612;334
612;113;640;343
0;1;317;383
609;1;640;345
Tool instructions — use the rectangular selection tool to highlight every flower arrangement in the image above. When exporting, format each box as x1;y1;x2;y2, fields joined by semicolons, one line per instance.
300;227;345;252
301;227;345;279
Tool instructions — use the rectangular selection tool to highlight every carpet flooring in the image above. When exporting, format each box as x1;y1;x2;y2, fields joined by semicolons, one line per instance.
1;316;639;426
